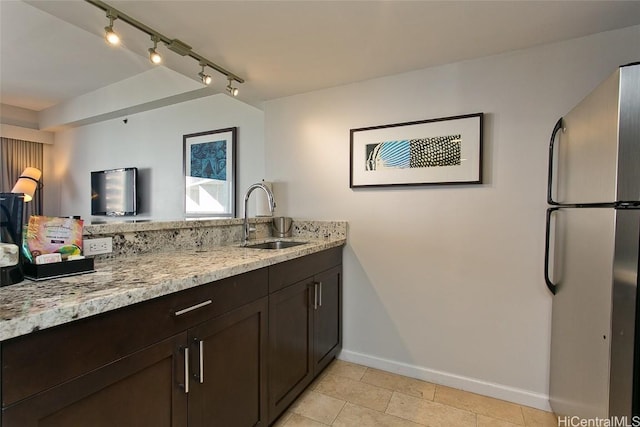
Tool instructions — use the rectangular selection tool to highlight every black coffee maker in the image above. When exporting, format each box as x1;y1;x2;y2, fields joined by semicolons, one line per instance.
0;193;25;286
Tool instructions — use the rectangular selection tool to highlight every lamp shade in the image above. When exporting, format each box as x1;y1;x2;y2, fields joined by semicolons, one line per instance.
11;167;42;202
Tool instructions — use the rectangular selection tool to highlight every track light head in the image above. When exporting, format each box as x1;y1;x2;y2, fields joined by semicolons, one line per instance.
148;36;162;64
104;11;120;45
200;73;212;85
226;77;239;97
198;64;212;85
149;48;162;64
105;26;120;45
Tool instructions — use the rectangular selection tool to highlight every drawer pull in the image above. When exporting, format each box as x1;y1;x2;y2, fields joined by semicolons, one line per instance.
174;300;213;316
318;281;323;307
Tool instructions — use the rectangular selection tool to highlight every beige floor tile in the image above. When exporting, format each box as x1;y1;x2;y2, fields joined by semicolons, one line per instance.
282;413;331;427
308;369;330;391
386;391;476;427
323;359;368;381
478;414;524;427
333;402;425;427
361;368;436;400
291;390;347;425
434;386;525;425
273;411;294;427
521;406;558;427
314;373;394;412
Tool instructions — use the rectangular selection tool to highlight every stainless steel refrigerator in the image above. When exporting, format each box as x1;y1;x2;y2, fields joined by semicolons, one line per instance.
545;62;640;418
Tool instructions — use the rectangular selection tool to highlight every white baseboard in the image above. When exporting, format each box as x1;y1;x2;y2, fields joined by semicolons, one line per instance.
338;349;552;412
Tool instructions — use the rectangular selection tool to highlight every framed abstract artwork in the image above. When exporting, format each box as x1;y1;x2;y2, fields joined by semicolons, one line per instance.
350;113;483;188
183;127;237;217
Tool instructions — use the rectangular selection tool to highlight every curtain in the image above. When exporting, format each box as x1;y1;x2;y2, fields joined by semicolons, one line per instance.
0;137;44;219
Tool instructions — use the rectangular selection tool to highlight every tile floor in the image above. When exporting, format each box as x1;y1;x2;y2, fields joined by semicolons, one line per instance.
273;360;558;427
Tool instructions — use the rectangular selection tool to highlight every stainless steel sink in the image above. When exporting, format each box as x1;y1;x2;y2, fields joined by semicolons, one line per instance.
244;240;308;250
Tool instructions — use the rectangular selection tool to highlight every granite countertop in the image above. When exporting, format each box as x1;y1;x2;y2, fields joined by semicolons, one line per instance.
0;237;345;342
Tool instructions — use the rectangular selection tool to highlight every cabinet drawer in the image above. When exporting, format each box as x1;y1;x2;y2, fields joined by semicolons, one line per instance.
1;267;268;406
269;247;342;293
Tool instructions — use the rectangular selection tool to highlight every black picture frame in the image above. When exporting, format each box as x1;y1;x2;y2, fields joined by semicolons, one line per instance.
350;113;483;188
183;127;237;217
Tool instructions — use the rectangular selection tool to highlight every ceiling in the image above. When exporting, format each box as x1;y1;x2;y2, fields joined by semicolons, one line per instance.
2;0;640;113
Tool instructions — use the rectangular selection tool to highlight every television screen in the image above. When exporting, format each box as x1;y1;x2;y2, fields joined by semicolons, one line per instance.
91;168;138;216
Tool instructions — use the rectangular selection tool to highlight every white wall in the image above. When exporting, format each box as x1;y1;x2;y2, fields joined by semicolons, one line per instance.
51;94;265;220
264;25;640;409
0;104;40;129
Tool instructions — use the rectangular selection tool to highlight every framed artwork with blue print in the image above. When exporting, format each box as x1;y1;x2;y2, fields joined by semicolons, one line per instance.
350;113;483;188
183;127;237;217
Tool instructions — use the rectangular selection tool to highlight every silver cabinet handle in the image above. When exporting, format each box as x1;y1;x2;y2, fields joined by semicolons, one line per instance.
183;347;190;394
174;299;213;316
318;281;323;307
313;283;318;310
198;339;205;384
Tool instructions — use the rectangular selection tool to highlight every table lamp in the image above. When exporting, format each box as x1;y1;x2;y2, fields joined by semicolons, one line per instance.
11;167;42;202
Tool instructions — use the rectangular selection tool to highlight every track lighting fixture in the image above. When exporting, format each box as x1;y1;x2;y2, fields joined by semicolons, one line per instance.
104;10;120;45
198;64;212;85
88;0;244;91
226;77;239;97
148;36;162;64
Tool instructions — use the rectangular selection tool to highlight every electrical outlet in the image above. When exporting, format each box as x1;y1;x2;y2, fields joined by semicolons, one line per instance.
83;237;113;256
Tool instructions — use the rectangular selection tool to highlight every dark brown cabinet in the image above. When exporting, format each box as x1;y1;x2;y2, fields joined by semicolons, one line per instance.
0;247;342;427
312;265;342;375
268;279;314;421
2;333;188;427
1;268;269;427
268;248;342;424
187;297;268;427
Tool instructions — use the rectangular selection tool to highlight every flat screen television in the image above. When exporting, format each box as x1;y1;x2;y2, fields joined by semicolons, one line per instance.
91;167;138;216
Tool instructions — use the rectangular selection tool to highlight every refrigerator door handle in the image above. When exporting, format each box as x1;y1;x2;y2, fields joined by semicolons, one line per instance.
544;207;559;295
547;117;564;206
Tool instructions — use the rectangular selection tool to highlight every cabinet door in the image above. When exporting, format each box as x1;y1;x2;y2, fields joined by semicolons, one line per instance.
313;265;342;375
2;333;188;427
188;297;268;427
268;279;314;424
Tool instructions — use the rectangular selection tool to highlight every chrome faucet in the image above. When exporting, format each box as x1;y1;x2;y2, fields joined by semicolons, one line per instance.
242;183;276;245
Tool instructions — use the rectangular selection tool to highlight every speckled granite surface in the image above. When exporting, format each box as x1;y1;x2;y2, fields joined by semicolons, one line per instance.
84;217;248;235
0;220;347;342
85;218;347;260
